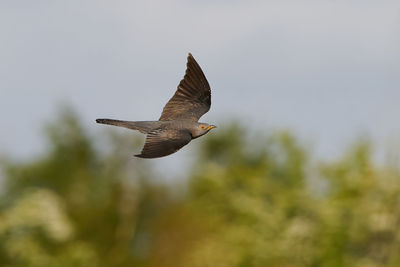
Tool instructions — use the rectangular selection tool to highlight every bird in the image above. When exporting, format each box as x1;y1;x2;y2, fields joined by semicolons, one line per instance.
96;53;216;158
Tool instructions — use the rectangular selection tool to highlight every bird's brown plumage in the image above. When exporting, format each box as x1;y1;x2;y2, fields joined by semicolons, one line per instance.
96;53;214;158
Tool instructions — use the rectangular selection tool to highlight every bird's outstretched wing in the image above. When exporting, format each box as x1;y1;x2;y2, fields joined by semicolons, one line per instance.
135;129;192;158
159;53;211;122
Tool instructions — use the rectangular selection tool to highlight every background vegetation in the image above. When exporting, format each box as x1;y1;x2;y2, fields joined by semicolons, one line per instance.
1;110;399;267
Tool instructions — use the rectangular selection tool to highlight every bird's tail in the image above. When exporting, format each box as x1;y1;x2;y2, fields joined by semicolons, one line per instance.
96;119;156;133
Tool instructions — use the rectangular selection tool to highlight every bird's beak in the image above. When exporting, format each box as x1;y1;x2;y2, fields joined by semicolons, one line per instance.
207;125;217;130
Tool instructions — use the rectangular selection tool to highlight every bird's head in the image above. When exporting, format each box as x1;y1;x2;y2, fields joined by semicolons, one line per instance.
191;123;217;139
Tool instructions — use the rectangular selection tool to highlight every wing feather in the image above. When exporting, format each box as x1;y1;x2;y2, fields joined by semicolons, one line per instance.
159;53;211;122
135;129;192;158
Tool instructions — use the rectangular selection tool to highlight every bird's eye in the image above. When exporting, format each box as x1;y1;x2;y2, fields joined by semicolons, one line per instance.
201;125;206;129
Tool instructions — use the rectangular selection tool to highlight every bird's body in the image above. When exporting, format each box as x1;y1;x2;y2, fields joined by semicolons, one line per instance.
96;119;213;139
96;53;216;158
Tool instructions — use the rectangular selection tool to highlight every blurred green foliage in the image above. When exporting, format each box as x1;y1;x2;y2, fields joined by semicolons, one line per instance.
1;110;400;267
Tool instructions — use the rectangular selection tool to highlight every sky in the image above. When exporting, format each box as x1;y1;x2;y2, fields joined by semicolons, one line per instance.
1;0;399;172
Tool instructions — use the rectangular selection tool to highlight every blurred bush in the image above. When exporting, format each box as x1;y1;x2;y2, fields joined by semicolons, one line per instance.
0;110;399;267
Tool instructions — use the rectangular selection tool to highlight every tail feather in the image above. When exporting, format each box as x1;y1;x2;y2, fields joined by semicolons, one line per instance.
96;119;156;133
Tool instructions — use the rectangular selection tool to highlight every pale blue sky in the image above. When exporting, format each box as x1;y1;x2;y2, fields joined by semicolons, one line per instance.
1;1;399;167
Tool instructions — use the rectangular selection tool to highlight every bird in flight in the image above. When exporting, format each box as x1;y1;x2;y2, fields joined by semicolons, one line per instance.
96;53;216;158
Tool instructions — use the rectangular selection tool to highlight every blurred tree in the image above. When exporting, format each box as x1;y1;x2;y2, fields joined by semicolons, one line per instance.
0;109;176;267
0;111;399;267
